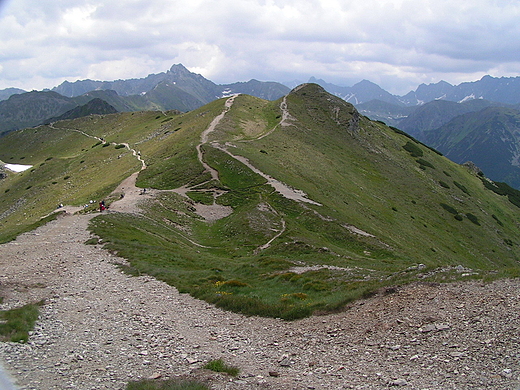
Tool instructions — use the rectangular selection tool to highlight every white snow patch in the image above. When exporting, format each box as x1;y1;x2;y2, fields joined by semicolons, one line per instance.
221;89;234;98
434;94;446;100
5;164;33;172
459;94;475;103
343;94;359;104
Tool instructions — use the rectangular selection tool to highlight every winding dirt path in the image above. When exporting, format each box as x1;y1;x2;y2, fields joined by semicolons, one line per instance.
1;102;519;390
196;95;238;181
0;213;519;389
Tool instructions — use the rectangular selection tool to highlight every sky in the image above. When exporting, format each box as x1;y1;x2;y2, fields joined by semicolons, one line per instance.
1;0;520;95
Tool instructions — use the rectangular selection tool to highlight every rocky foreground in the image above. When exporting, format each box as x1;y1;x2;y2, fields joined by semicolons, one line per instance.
0;211;519;390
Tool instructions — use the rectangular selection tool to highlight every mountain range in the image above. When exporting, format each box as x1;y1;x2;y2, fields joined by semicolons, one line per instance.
422;106;520;189
3;66;520;188
1;83;519;319
0;64;290;134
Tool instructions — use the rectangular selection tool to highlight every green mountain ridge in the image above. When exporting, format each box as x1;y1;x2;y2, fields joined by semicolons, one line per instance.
423;106;520;189
43;98;119;123
0;83;519;319
0;69;290;136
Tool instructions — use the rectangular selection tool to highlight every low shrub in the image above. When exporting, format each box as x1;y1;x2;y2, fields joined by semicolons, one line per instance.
440;203;458;215
416;158;435;169
480;178;520;208
454;181;470;195
403;141;423;157
466;213;481;226
492;214;504;226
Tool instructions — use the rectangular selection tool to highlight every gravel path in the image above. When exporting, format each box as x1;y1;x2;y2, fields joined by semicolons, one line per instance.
1;101;519;389
0;209;519;390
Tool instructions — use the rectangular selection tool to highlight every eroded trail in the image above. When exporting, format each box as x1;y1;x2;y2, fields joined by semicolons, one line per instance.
1;102;519;390
196;95;237;181
0;216;519;389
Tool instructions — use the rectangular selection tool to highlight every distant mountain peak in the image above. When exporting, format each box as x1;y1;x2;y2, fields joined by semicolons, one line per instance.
168;63;192;75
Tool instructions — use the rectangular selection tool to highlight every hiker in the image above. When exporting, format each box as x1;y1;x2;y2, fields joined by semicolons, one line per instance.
99;200;106;212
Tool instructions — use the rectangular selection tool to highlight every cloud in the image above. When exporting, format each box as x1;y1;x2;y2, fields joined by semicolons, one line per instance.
1;0;520;94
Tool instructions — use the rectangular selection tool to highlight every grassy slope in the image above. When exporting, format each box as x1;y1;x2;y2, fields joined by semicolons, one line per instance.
1;85;519;319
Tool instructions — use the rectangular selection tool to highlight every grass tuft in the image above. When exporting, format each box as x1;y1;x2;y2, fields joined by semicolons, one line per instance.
0;301;43;343
203;359;240;377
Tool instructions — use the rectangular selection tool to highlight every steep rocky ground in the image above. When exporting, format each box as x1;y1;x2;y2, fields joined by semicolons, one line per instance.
0;206;519;389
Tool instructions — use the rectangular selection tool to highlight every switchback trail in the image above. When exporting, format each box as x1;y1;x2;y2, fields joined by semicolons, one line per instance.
0;103;519;390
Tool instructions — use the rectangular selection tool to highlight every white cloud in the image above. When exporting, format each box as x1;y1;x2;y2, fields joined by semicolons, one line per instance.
0;0;520;94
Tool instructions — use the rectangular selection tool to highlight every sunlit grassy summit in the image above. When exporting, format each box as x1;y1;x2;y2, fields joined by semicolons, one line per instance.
1;83;519;319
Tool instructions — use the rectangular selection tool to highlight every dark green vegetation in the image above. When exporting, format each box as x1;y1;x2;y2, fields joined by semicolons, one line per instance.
423;106;520;189
203;359;240;376
1;84;520;320
43;98;118;124
126;378;210;390
0;301;43;343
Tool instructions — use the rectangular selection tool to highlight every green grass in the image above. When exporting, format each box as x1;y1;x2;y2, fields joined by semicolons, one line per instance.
87;90;520;318
2;86;520;321
0;301;43;343
0;211;62;244
203;359;240;376
126;378;210;390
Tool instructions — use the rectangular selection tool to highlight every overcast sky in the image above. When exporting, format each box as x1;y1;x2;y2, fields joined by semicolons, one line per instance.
1;0;520;95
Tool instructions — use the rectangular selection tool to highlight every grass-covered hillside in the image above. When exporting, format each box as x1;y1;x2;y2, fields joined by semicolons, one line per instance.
1;84;519;319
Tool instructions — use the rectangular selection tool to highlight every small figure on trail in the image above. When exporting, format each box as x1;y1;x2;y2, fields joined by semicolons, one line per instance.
99;200;106;212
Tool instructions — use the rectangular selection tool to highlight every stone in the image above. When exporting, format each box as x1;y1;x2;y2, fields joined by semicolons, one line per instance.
279;357;291;367
390;378;408;386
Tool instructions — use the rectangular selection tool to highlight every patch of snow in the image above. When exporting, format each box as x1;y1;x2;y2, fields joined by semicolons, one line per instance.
221;88;234;98
434;94;446;100
458;94;475;103
5;164;33;172
510;148;520;167
343;94;358;104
